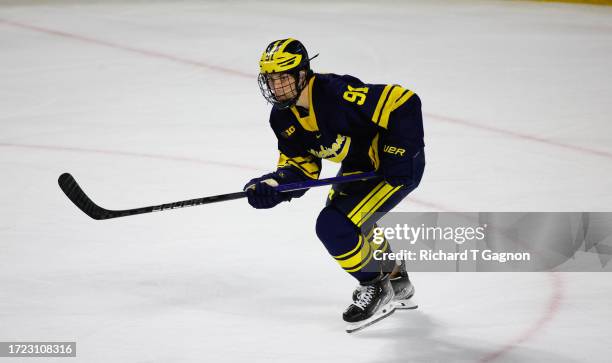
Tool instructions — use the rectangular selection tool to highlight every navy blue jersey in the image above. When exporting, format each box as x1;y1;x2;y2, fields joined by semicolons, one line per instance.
269;73;424;182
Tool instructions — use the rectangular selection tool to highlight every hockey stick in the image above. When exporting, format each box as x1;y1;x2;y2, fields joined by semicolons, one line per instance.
58;171;378;220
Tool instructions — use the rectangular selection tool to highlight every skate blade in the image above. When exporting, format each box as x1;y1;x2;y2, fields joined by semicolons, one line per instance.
345;302;396;333
393;298;418;310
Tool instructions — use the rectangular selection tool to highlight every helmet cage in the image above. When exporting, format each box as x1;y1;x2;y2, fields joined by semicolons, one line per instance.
258;68;309;109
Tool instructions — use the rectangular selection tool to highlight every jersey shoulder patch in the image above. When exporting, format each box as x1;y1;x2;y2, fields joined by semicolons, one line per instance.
269;108;299;138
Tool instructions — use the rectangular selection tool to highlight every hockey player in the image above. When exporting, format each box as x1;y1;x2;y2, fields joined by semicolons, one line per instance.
244;38;425;332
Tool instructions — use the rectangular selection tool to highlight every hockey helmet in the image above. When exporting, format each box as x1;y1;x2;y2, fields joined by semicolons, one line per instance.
258;38;318;109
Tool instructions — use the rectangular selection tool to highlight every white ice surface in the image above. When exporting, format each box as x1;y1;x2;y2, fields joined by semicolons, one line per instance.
1;1;612;362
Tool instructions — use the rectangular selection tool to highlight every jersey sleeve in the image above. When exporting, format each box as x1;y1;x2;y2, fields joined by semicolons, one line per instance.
269;109;322;186
377;92;425;189
374;87;424;150
314;74;415;134
276;137;322;180
317;75;423;182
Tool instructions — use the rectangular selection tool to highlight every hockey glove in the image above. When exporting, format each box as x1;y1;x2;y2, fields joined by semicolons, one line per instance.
243;176;288;209
380;148;425;189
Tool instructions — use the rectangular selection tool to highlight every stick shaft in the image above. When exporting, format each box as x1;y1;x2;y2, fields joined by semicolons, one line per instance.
59;171;379;220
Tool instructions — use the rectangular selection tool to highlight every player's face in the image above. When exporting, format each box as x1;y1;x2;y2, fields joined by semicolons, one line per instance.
267;72;297;102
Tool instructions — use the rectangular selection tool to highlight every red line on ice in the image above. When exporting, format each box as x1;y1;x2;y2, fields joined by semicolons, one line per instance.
426;113;612;161
1;17;610;161
0;142;263;171
0;18;253;79
478;273;564;363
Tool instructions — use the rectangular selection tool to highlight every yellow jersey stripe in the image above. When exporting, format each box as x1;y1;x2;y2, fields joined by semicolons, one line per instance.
349;183;395;226
378;86;408;129
347;181;386;220
361;185;402;226
356;185;402;227
286;160;319;179
392;89;414;111
289;77;318;131
368;133;380;170
278;153;320;179
342;171;366;176
372;85;393;125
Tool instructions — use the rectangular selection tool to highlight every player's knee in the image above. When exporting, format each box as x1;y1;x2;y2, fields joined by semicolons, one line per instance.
316;206;359;252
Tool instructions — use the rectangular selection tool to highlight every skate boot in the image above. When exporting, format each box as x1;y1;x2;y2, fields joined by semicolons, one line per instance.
343;274;395;333
352;260;417;310
390;260;417;309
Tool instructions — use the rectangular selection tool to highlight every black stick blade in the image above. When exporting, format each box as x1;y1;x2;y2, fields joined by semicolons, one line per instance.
58;173;112;220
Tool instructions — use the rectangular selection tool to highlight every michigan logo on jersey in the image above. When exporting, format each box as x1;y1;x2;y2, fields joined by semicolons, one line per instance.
309;134;351;163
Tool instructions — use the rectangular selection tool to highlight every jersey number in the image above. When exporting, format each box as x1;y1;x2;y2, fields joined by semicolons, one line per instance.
343;85;369;105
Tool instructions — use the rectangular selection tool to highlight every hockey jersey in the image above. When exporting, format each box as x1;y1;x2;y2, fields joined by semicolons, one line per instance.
269;73;424;183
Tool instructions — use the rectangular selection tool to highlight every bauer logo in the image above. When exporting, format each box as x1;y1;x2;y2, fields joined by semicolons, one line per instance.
382;145;406;156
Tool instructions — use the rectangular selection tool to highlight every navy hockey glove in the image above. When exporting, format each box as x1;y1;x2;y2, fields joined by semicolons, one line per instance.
243;175;289;209
381;148;425;188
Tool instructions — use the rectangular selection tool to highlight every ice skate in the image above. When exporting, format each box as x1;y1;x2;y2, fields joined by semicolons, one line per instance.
344;274;395;333
390;260;418;309
353;260;417;310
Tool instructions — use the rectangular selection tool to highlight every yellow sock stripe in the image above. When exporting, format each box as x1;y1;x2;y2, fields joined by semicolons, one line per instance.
369;224;391;249
334;235;364;260
342;232;388;273
349;183;396;226
378;87;409;129
356;185;402;227
347;181;387;221
336;237;372;270
371;239;389;253
371;85;393;125
343;244;375;272
365;224;383;241
365;225;376;241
